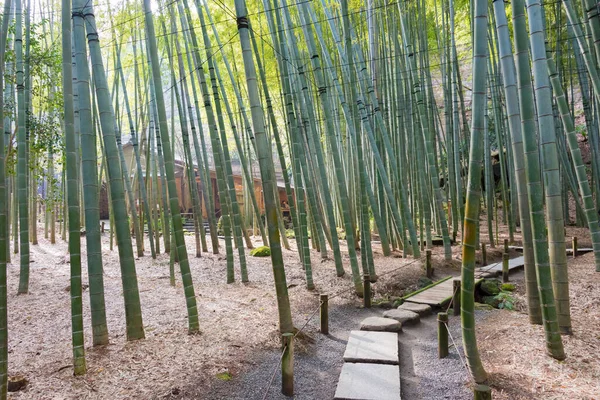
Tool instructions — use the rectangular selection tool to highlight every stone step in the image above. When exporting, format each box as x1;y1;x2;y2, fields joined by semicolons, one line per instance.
343;330;399;365
334;363;401;400
360;317;402;332
397;302;431;316
383;309;420;325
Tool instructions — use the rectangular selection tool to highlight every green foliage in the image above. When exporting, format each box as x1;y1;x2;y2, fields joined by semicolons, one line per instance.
501;283;516;292
417;276;433;288
285;229;295;239
480;279;501;295
250;246;271;257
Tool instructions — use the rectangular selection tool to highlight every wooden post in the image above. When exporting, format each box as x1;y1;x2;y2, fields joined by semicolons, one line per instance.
282;333;294;396
452;279;461;316
572;236;578;258
481;242;487;266
101;221;105;233
502;253;509;283
474;384;492;400
437;312;448;358
503;238;509;254
426;249;433;278
320;294;329;335
363;275;371;308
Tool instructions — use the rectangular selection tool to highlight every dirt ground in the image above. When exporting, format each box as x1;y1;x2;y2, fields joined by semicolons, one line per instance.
5;220;599;399
6;225;430;400
477;228;600;400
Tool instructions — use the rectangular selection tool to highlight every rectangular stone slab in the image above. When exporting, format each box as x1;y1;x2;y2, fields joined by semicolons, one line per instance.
343;330;398;365
334;363;401;400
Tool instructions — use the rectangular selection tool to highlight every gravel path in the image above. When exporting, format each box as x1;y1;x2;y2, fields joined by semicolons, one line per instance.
200;305;382;400
399;311;478;400
201;304;487;400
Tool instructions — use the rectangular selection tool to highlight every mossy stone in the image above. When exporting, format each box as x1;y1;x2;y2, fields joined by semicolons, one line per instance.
501;283;516;292
480;279;500;295
250;246;271;257
474;302;494;311
482;295;501;308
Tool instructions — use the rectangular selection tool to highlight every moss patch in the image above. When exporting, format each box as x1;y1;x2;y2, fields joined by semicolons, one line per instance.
215;372;232;381
250;246;271;257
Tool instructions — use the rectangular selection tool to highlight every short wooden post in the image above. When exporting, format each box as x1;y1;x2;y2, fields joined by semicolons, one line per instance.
503;238;509;254
481;242;487;266
426;249;433;278
452;279;461;316
281;333;294;396
437;312;449;359
363;275;371;308
320;294;329;335
474;384;492;400
502;253;509;283
572;236;578;258
101;221;105;233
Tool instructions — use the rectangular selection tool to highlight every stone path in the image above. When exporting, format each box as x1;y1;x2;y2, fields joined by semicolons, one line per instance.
333;254;528;399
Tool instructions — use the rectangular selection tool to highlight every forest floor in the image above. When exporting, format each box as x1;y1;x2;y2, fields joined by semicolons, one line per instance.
5;222;599;399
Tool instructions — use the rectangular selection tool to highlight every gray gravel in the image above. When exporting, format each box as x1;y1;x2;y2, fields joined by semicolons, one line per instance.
198;305;382;400
194;307;487;400
399;311;483;400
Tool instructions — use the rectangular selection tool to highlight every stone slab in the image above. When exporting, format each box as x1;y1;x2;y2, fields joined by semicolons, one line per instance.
334;363;401;400
398;302;431;316
383;309;420;325
343;330;399;365
360;317;402;332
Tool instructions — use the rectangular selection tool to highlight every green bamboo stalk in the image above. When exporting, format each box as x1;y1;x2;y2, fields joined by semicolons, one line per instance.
72;0;108;345
459;0;488;383
492;0;541;324
85;1;145;340
143;0;199;333
16;0;29;294
0;0;12;394
61;0;85;374
525;0;571;336
512;0;565;358
234;0;294;334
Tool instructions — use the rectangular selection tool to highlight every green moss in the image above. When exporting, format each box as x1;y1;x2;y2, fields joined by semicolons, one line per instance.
285;229;295;239
480;279;501;295
216;372;232;381
417;276;433;288
250;246;271;257
501;283;516;292
336;227;346;240
474;302;494;311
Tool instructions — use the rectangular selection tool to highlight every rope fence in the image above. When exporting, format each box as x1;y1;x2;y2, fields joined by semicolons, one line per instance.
260;254;426;398
260;242;508;397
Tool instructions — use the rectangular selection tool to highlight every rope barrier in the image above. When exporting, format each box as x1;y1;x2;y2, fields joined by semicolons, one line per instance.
260;254;425;398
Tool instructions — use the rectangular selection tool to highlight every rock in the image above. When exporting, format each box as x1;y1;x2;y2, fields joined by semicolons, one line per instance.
360;316;402;332
398;302;432;316
474;302;494;311
417;276;433;288
501;283;516;292
8;375;28;392
373;299;393;309
343;330;399;364
249;246;271;257
480;279;501;295
482;295;501;308
334;363;401;400
383;309;420;325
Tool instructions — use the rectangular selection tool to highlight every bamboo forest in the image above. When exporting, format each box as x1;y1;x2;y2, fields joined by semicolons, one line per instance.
0;0;598;398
